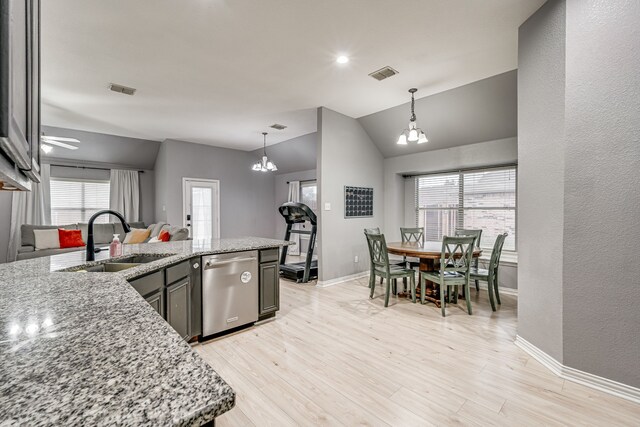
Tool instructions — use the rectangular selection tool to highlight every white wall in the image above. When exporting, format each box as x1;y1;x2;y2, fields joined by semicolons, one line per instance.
317;107;384;282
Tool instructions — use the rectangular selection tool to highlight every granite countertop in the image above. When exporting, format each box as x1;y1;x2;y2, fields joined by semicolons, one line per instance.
0;237;292;426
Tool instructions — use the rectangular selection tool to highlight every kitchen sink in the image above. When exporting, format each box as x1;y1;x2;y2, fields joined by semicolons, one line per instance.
61;253;175;273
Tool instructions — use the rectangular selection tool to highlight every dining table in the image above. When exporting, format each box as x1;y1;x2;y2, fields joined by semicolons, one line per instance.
386;241;482;307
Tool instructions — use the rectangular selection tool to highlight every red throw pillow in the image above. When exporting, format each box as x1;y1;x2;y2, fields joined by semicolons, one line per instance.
58;229;86;248
158;230;171;242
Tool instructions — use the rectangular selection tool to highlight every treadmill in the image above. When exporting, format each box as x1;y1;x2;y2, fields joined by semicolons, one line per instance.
278;202;318;283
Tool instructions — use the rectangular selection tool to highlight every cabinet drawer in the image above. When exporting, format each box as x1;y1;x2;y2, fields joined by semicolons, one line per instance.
166;260;190;284
260;248;279;264
129;271;164;297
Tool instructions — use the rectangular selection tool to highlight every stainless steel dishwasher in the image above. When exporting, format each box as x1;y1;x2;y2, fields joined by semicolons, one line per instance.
202;251;259;336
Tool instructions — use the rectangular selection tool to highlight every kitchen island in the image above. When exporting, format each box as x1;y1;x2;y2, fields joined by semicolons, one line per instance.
0;237;291;426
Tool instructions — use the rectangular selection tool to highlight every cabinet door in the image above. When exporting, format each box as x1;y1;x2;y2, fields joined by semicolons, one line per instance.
259;262;279;316
167;278;191;340
145;290;164;318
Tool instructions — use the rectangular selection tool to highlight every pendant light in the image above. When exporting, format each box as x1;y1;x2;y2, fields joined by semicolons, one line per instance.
252;132;278;172
397;88;428;145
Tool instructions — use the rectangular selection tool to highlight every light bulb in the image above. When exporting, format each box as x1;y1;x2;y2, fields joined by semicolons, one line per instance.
397;134;407;145
408;129;418;142
418;132;428;144
41;144;53;154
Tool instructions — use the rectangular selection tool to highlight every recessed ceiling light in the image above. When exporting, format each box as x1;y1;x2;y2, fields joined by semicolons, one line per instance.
336;55;349;64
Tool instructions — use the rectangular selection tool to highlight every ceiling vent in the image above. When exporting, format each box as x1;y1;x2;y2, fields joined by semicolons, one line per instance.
270;123;287;130
109;83;137;96
368;66;399;81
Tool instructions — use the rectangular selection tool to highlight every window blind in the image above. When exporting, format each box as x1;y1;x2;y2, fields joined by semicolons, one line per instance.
415;166;517;251
50;178;111;225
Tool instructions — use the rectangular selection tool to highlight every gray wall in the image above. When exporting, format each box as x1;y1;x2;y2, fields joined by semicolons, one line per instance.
517;0;566;362
251;133;317;175
154;139;276;238
562;0;640;387
358;71;517;158
317;107;384;282
42;126;161;170
518;0;640;388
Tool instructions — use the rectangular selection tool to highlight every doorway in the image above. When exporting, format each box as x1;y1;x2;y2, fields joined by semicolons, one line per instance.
182;178;220;241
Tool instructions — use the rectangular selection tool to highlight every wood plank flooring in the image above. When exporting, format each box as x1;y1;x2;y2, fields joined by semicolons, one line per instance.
194;276;640;426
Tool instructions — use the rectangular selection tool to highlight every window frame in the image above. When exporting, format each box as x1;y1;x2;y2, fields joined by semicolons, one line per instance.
413;164;517;253
50;177;111;225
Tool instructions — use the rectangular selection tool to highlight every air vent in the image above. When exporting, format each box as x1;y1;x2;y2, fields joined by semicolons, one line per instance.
368;66;399;81
270;123;287;130
109;83;137;96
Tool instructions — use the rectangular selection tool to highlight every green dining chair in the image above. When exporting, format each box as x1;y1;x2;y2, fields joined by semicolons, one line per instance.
364;231;416;307
470;233;508;311
420;236;475;316
365;227;405;288
400;227;423;269
455;229;482;291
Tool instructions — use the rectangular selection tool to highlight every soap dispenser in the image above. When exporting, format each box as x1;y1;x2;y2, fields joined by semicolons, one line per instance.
109;234;122;257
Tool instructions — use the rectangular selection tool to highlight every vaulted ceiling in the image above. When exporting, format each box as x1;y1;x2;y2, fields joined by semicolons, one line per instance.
41;0;544;151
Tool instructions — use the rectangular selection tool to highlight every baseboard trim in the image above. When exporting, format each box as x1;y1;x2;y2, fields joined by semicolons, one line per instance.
316;271;369;288
515;335;640;404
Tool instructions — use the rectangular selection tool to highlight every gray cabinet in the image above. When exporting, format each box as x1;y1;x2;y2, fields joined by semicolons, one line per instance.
259;249;280;319
166;278;191;340
0;0;41;189
128;257;201;341
145;291;164;318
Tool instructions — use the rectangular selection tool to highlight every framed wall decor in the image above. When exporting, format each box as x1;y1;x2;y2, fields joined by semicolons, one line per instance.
344;186;373;218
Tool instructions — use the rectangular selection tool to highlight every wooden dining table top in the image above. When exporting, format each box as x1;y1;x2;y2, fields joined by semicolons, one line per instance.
386;241;482;259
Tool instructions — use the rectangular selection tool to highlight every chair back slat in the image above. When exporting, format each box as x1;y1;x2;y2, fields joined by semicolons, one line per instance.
400;227;424;243
438;236;476;276
455;229;482;249
488;233;508;277
364;230;390;272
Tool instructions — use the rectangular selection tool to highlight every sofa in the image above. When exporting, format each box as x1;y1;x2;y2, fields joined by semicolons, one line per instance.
17;222;189;260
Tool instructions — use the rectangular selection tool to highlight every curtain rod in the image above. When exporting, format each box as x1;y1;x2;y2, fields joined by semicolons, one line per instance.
286;179;316;184
49;164;144;173
402;162;517;179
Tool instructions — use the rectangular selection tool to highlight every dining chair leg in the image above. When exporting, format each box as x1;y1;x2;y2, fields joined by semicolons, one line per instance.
368;271;373;288
451;286;458;304
475;279;480;292
384;276;391;307
392;279;398;295
440;285;447;317
493;273;501;305
369;274;376;299
487;278;496;312
380;277;384;285
465;282;472;315
410;274;416;303
420;273;426;305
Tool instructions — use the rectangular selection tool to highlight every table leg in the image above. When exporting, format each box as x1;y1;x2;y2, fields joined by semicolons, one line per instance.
418;258;441;307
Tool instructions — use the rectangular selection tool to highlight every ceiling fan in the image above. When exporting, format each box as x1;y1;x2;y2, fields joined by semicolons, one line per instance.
40;135;80;153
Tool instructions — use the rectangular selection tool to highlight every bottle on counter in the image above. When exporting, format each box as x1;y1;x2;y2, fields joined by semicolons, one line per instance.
109;234;122;257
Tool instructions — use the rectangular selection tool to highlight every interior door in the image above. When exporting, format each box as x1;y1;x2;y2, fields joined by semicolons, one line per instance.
183;178;220;241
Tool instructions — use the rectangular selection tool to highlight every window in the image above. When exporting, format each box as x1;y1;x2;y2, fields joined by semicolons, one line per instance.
50;178;111;225
300;181;317;211
415;166;516;251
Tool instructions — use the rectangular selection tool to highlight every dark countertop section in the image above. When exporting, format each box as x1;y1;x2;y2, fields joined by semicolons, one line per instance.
0;237;292;426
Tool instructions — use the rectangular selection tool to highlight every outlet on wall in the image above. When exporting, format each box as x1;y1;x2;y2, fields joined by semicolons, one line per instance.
354;255;359;263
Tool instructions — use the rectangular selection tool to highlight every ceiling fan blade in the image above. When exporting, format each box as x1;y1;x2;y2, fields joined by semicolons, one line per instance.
44;139;79;150
42;136;81;143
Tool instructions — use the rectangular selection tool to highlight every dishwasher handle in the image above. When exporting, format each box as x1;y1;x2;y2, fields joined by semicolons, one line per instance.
204;257;257;269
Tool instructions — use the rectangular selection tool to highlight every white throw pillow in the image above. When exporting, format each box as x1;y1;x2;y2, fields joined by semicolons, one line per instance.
33;229;60;250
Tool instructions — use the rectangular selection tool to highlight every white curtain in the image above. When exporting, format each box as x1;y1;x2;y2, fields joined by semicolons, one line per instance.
287;181;300;255
7;164;51;262
109;169;140;222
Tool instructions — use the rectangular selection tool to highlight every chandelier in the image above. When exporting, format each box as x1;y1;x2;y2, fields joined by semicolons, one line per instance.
252;132;278;172
397;88;428;145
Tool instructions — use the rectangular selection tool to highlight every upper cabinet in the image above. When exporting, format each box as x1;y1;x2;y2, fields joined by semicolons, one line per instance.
0;0;41;190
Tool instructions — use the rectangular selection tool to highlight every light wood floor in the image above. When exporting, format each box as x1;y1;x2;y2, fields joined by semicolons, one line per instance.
195;276;640;426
